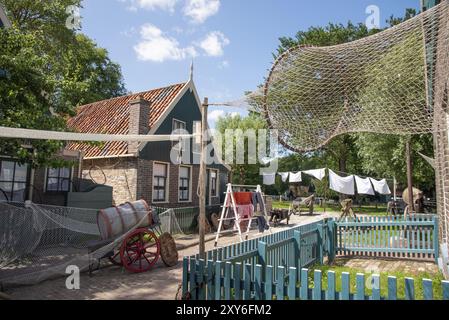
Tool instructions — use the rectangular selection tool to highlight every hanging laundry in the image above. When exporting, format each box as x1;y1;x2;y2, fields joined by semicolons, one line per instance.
302;168;326;181
354;175;375;195
262;173;276;185
278;172;289;182
289;172;302;183
236;204;254;231
251;192;266;213
329;169;355;195
233;192;252;205
369;178;391;195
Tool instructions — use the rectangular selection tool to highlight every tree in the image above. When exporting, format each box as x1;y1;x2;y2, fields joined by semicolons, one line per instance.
215;112;268;186
0;0;127;167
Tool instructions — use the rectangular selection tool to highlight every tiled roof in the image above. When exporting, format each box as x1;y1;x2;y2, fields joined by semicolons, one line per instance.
67;82;187;158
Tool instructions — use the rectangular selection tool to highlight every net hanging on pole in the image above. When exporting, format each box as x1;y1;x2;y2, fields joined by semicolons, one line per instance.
262;2;449;153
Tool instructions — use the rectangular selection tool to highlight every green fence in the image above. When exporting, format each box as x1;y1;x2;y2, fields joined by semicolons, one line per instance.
336;215;439;262
183;215;445;300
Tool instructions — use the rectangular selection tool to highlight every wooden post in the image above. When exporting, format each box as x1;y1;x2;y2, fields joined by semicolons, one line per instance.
199;97;208;259
406;138;415;214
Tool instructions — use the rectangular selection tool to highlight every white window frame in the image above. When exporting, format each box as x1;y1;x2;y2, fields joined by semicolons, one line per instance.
178;165;192;203
152;161;170;204
209;169;219;202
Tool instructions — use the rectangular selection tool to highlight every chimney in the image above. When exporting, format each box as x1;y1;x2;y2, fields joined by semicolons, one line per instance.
128;95;150;154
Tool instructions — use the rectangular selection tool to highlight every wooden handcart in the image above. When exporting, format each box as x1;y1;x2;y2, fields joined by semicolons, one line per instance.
88;200;178;274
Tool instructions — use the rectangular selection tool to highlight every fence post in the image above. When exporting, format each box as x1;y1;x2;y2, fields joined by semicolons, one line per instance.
317;223;324;265
293;230;301;271
327;219;336;264
182;257;189;298
433;216;439;264
258;241;267;271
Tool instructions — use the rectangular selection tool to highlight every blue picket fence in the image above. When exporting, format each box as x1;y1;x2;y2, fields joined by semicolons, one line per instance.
192;220;329;279
336;215;439;262
183;260;449;300
183;215;443;300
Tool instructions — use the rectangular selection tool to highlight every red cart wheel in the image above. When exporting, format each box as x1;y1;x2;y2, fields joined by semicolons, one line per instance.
120;228;160;273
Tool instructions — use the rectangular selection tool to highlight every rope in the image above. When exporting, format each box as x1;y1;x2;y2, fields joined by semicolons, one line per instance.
0;126;196;142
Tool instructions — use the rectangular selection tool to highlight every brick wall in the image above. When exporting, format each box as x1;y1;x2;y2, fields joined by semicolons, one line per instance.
81;157;138;206
78;157;227;208
134;159;225;208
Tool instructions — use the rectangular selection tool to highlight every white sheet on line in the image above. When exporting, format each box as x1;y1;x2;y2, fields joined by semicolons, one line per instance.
278;172;289;182
302;168;326;181
354;175;375;195
263;173;276;185
369;178;391;195
289;172;302;183
329;169;355;195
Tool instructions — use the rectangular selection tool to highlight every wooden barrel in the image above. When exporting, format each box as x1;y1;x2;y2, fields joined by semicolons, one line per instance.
97;200;153;240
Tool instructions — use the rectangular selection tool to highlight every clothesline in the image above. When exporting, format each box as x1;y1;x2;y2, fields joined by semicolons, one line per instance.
262;168;392;196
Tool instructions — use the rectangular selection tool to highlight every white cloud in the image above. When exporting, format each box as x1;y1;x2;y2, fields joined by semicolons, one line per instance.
120;0;178;12
137;0;178;11
184;0;220;24
199;31;230;57
134;24;197;62
208;110;238;122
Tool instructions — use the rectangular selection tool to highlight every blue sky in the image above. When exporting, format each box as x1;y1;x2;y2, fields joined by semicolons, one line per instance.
80;0;421;125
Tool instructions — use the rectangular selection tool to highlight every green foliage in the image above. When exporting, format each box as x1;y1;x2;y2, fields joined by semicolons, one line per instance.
0;0;127;167
355;134;435;193
215;112;268;185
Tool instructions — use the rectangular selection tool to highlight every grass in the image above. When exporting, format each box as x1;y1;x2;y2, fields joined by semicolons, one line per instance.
306;263;445;300
272;201;388;215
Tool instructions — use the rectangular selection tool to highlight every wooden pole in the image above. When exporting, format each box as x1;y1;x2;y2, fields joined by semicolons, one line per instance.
199;97;208;259
406;137;414;214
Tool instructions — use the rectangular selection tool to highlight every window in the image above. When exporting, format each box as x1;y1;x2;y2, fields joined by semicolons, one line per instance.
210;170;218;197
0;160;28;202
46;167;71;192
153;163;168;202
179;166;191;202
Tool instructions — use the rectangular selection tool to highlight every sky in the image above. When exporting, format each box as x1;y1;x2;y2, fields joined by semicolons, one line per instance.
80;0;421;126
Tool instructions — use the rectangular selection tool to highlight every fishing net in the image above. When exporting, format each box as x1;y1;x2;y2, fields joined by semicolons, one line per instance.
0;201;172;288
158;209;185;235
262;2;449;152
262;2;449;254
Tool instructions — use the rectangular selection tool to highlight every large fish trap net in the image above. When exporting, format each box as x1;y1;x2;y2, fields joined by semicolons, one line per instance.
262;2;449;257
262;2;449;152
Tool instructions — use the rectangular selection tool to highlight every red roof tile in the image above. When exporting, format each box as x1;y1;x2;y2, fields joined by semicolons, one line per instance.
67;82;187;158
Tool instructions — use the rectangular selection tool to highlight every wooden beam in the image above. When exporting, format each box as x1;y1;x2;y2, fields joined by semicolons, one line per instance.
199;97;208;259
